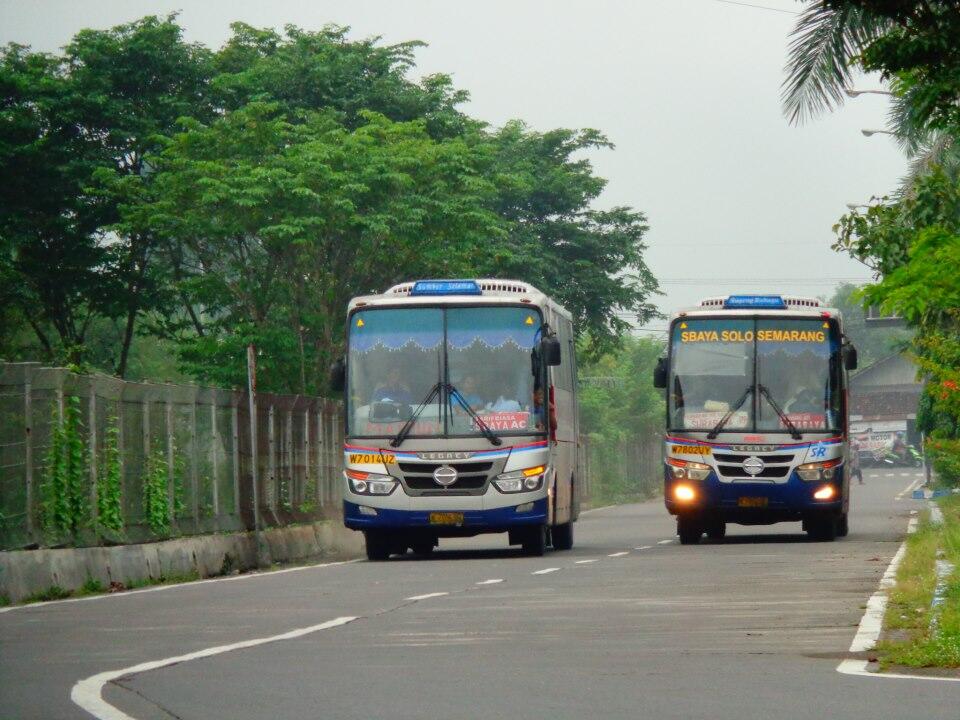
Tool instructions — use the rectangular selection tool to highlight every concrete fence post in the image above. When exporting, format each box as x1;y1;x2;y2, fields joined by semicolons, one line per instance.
285;407;294;508
317;409;325;507
303;408;310;507
268;404;277;513
231;403;240;516
23;373;34;536
165;395;175;522
210;401;219;523
88;380;99;535
189;398;199;531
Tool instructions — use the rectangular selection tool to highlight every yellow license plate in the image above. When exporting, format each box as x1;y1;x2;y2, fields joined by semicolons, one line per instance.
429;512;464;526
738;497;768;508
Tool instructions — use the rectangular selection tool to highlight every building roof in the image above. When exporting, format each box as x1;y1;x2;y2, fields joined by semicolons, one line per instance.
850;353;923;390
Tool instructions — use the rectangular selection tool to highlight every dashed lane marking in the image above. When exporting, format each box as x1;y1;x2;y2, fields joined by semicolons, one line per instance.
575;559;598;564
657;539;674;545
476;579;503;585
532;568;560;575
634;546;653;550
71;616;358;720
608;551;629;557
405;592;449;601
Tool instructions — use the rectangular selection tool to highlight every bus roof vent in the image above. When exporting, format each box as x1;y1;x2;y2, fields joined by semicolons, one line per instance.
699;297;726;308
384;279;534;296
782;296;822;308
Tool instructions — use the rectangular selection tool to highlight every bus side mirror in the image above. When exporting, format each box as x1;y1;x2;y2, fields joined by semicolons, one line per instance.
653;357;667;388
843;345;858;371
329;357;345;391
542;337;562;366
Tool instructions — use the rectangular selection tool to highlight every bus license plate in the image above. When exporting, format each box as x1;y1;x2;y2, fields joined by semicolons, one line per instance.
429;512;464;526
738;497;768;508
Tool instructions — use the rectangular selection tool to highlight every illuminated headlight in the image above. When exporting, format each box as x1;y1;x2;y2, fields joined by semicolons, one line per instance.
813;485;836;500
345;469;398;495
797;459;842;482
674;484;696;502
666;458;711;481
494;465;546;493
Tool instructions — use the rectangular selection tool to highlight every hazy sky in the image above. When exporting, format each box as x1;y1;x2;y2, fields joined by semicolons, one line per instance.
1;0;908;332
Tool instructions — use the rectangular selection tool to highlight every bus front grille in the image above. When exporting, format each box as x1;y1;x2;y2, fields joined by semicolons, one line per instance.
397;461;494;492
717;464;791;479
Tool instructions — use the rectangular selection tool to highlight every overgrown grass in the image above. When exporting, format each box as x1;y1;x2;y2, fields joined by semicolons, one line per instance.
24;586;72;603
878;495;960;669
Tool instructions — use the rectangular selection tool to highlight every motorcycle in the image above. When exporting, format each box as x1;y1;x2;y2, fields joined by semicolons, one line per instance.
877;445;924;468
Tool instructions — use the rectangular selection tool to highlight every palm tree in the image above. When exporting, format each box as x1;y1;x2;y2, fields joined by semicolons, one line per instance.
781;2;891;125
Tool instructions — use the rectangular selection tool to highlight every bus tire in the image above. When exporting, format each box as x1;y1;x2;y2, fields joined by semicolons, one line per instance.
364;530;392;561
807;516;838;542
522;525;547;556
837;513;849;538
410;538;435;556
552;521;574;551
705;520;726;540
678;516;702;545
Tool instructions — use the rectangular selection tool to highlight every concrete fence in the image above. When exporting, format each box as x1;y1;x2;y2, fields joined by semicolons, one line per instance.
0;362;344;551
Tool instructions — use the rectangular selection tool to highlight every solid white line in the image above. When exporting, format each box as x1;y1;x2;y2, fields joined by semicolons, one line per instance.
0;559;361;615
834;516;960;683
634;546;653;551
657;539;674;545
532;568;559;575
405;592;449;601
580;504;615;516
476;579;503;585
71;616;358;720
608;551;629;557
895;477;922;500
575;559;598;564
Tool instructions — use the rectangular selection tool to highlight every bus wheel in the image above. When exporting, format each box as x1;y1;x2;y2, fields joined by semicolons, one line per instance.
705;520;726;540
410;538;435;556
837;513;849;538
522;525;547;556
364;530;392;561
552;522;574;551
678;516;702;545
807;516;838;542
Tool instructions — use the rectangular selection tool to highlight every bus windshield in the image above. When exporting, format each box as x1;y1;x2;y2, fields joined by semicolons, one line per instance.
347;306;545;438
669;317;841;434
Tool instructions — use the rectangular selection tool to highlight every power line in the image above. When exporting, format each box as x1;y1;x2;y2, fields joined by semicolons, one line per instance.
710;0;798;14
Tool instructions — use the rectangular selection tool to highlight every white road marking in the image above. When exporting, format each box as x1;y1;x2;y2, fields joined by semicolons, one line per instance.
476;579;503;585
575;559;598;564
0;559;361;615
657;539;674;545
532;568;559;575
835;516;960;683
608;551;629;557
886;473;896;477
71;616;358;720
579;504;615;515
635;546;653;550
405;592;449;601
900;472;911;477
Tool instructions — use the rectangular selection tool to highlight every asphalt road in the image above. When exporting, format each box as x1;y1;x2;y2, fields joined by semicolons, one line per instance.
1;467;957;720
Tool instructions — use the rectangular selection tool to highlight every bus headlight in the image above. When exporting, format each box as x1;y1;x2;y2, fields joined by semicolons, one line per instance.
797;459;842;482
494;465;546;493
345;469;398;495
666;457;711;481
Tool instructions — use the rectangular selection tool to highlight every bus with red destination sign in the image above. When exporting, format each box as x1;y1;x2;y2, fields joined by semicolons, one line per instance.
330;279;580;560
653;294;859;544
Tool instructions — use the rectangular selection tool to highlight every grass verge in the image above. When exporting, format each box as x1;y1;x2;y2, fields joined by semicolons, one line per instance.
877;494;960;669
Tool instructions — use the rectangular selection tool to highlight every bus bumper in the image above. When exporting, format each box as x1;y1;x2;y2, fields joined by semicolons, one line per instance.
343;497;549;532
663;468;845;524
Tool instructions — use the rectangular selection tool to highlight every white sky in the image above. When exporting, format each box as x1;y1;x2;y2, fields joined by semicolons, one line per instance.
1;0;908;331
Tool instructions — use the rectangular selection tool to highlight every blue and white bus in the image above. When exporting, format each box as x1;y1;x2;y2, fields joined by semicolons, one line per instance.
653;295;858;544
331;279;580;560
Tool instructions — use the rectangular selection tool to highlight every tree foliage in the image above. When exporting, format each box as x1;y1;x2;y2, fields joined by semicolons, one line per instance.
0;18;658;391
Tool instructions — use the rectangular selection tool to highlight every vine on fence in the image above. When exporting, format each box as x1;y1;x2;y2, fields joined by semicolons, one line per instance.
40;396;88;539
142;440;187;536
96;420;124;534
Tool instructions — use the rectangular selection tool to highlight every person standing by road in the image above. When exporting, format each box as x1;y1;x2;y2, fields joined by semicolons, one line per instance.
850;439;863;485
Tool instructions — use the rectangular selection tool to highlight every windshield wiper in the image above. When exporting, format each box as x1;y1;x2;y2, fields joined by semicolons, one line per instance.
390;382;442;448
447;383;502;446
757;384;802;440
707;385;753;440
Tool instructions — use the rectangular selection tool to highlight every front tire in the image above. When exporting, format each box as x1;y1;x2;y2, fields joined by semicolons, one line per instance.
837;513;849;537
705;520;726;540
807;515;838;542
552;522;574;551
678;515;702;545
522;525;547;556
364;530;392;561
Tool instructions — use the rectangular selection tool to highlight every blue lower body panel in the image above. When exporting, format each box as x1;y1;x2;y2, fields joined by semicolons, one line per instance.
664;468;845;524
344;498;548;532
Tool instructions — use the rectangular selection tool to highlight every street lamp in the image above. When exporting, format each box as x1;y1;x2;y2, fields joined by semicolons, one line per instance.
861;129;896;137
845;88;894;98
